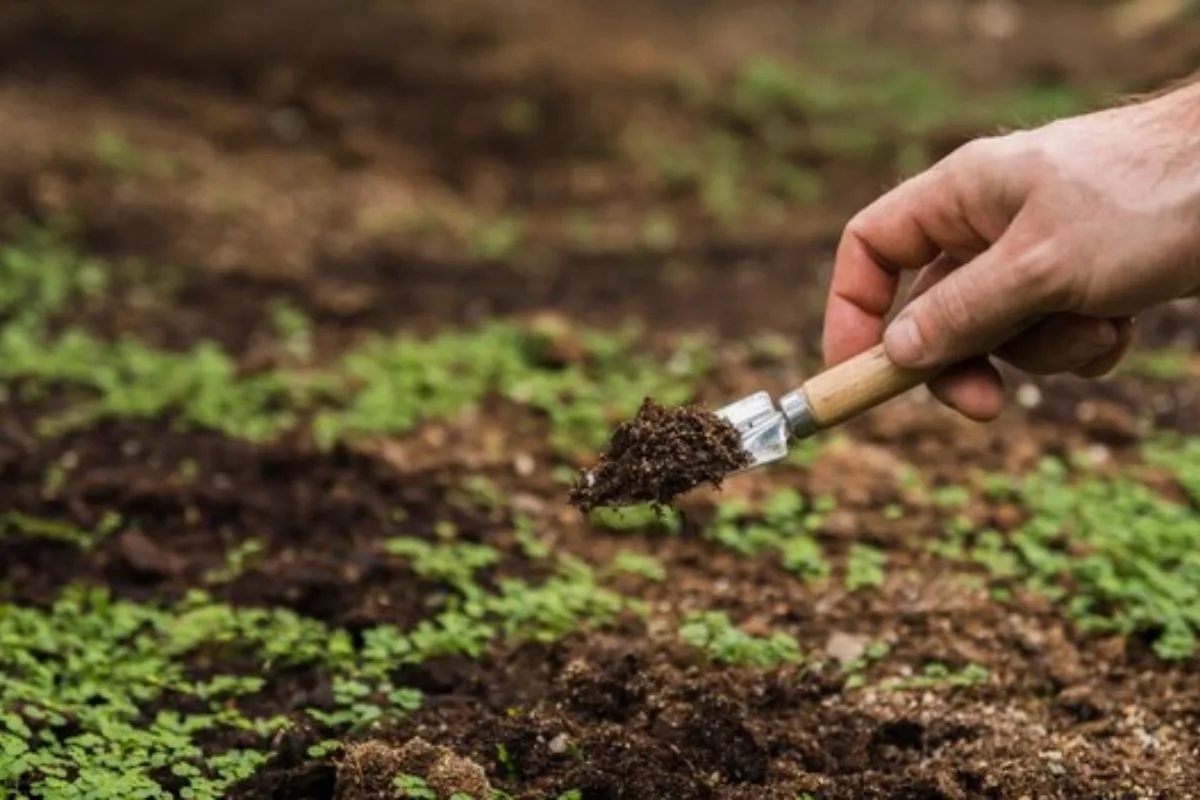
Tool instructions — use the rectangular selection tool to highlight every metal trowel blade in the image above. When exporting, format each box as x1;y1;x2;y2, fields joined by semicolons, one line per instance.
714;390;791;473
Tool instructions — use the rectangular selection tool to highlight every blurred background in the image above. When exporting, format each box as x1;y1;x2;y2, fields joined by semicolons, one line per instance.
0;0;1195;360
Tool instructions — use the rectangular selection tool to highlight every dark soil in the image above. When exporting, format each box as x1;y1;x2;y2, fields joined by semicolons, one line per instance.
4;2;1200;799
570;398;751;513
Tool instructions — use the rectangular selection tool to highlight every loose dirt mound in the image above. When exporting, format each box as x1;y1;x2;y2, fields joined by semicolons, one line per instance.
570;398;751;512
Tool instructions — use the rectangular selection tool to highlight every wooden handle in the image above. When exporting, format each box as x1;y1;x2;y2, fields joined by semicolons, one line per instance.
802;343;940;429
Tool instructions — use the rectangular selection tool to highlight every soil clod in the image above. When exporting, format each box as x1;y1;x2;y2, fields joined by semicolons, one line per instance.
335;738;492;800
569;397;751;513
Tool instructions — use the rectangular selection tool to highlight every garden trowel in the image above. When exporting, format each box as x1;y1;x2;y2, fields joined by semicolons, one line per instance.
715;343;940;473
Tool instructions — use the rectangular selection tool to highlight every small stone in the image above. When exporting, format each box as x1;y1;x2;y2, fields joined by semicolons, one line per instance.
1086;444;1112;465
825;631;869;665
511;493;546;516
514;453;536;477
970;0;1022;39
1016;384;1042;409
548;733;570;754
117;530;184;577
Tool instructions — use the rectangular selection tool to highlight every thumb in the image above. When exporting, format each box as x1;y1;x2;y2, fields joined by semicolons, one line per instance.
883;232;1069;368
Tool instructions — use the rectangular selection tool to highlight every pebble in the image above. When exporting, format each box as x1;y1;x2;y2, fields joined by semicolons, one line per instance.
514;453;536;477
1016;384;1042;409
824;631;869;665
970;0;1022;39
117;530;183;576
548;733;570;755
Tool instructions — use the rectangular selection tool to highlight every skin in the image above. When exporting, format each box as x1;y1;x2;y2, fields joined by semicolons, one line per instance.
822;75;1200;421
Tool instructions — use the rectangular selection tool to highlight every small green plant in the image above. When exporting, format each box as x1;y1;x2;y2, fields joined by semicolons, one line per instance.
1143;435;1200;502
1119;347;1195;379
495;742;519;782
589;503;680;533
386;538;501;598
394;774;436;799
771;162;823;205
607;551;666;583
679;610;802;669
469;217;525;262
841;640;893;690
930;484;971;509
961;452;1200;659
0;227;712;457
640;212;678;250
844;544;886;591
513;514;552;560
0;512;120;551
706;489;830;582
92;130;180;178
880;662;989;691
267;299;314;362
202;538;265;585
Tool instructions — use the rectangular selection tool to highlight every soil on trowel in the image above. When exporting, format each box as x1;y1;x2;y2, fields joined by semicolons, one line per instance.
569;397;751;513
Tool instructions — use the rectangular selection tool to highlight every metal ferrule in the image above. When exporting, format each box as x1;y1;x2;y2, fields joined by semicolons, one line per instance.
779;387;819;439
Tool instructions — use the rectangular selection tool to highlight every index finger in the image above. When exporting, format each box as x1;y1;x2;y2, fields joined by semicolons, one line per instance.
822;205;936;366
821;150;999;367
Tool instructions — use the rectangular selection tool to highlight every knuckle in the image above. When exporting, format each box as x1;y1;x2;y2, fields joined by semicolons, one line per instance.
942;134;1007;172
1008;240;1074;309
927;273;978;337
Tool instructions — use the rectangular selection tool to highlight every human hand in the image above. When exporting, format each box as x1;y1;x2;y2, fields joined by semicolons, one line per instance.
821;78;1200;422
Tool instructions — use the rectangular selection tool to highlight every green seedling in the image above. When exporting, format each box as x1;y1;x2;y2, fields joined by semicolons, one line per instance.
495;743;519;782
770;162;824;205
92;131;181;178
841;640;893;689
879;662;989;692
394;774;437;799
957;450;1200;659
0;512;120;551
1119;347;1195;379
2;225;713;456
707;489;831;582
607;551;666;583
679;610;802;669
930;484;971;509
640;212;678;251
469;217;525;262
513;514;552;560
1144;435;1200;502
844;544;886;591
589;503;681;533
202;538;265;585
267;299;314;362
386;538;501;598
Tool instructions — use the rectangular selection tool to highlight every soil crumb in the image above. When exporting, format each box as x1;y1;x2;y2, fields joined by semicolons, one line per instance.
569;397;751;513
335;738;492;800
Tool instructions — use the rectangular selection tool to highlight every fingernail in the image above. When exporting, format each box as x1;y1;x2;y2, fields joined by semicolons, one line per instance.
885;314;926;366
